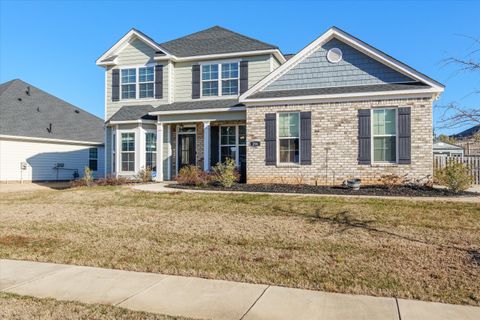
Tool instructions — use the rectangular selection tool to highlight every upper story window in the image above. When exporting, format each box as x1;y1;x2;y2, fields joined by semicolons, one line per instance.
278;112;300;164
121;66;154;100
139;67;154;98
373;108;397;163
121;68;136;99
201;62;239;97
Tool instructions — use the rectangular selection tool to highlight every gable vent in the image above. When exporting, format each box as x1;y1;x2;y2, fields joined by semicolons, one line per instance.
327;48;343;63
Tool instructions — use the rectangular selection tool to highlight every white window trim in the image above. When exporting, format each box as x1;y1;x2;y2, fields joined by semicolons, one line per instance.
118;130;136;173
276;112;301;165
200;60;240;98
371;107;399;164
145;130;157;170
218;124;246;166
119;64;156;101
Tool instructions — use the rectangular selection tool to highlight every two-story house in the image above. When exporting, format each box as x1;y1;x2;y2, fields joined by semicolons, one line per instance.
97;26;444;184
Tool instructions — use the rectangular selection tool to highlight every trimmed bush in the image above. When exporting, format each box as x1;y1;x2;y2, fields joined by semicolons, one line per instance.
212;158;239;188
176;165;211;186
435;160;473;193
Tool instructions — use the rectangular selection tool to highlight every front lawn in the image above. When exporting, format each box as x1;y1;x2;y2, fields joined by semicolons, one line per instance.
0;293;191;320
0;186;479;306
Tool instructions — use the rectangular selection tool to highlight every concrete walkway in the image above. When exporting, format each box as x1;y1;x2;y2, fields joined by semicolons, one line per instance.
1;259;478;320
133;183;480;203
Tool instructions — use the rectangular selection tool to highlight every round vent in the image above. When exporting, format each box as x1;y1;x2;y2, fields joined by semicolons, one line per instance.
327;48;343;63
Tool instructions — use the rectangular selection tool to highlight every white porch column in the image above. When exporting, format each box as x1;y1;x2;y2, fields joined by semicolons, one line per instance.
155;122;164;181
167;125;172;180
115;125;120;178
203;121;211;171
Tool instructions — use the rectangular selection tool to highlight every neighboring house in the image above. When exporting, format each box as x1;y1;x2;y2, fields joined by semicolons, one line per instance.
452;125;480;155
97;26;444;184
433;140;464;156
0;79;104;182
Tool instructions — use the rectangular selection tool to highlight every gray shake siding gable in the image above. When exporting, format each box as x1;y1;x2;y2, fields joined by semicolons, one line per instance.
264;38;414;92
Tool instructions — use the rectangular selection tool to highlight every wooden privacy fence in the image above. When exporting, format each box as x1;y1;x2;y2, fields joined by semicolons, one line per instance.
434;154;480;185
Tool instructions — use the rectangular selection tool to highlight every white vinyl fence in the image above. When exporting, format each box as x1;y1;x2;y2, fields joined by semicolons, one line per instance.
434;154;480;185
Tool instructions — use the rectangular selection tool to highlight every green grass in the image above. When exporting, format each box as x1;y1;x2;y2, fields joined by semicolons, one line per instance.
0;186;479;306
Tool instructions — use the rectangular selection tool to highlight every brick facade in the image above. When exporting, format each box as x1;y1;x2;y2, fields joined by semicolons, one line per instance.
246;97;434;185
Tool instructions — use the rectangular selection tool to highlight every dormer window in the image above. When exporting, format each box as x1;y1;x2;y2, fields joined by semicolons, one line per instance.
201;62;239;97
120;66;154;100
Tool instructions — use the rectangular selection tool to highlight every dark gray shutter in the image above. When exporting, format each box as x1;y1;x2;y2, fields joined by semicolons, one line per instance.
210;126;219;166
155;65;163;99
240;61;249;94
398;107;411;164
358;109;371;165
112;69;120;102
265;113;276;165
192;64;200;99
300;112;312;165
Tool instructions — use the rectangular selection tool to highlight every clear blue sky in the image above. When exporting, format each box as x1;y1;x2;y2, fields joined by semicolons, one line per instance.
1;0;479;135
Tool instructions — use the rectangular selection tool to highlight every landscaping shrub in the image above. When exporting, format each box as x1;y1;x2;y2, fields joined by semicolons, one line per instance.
212;158;239;188
137;166;153;183
378;174;406;189
176;165;211;186
435;160;473;193
95;176;131;186
71;167;94;187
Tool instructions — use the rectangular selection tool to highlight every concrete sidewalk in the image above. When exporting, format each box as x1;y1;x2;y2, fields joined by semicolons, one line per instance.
133;183;480;203
1;260;478;320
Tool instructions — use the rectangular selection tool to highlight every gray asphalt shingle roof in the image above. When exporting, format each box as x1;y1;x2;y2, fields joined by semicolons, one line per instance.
153;99;243;112
159;26;278;57
108;105;156;121
452;125;480;139
250;82;430;99
108;99;244;122
0;79;104;143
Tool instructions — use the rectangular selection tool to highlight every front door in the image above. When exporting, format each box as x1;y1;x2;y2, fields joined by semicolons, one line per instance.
178;132;196;170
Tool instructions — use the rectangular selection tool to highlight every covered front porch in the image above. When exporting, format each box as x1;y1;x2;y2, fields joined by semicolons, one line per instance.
154;118;247;181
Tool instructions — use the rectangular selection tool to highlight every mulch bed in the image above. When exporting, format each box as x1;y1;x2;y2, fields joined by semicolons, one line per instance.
168;183;479;197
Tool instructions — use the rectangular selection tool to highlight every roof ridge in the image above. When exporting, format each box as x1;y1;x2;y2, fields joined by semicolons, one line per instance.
0;79;20;96
209;25;278;49
2;79;103;122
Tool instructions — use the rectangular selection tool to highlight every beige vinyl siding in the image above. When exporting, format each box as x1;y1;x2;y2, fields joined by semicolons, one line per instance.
271;55;281;71
173;54;273;102
105;39;169;120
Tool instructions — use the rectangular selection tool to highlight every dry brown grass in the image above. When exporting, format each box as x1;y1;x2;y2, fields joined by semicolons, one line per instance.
0;186;479;306
0;293;192;320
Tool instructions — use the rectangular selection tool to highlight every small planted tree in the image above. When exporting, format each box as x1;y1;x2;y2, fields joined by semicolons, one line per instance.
83;167;94;186
212;158;239;188
435;160;473;193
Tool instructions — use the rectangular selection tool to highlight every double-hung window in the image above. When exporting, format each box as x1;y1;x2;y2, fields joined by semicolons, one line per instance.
121;66;154;99
121;132;135;171
139;67;154;98
145;132;157;171
112;132;116;172
121;68;136;99
372;108;397;162
201;62;239;97
89;148;98;171
219;125;246;165
278;112;300;164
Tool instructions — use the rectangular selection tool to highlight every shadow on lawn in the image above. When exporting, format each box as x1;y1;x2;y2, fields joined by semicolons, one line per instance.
303;207;480;267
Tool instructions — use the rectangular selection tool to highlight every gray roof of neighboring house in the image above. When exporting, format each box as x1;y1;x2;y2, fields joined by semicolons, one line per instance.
452;125;480;139
0;79;104;143
159;26;278;57
433;141;464;150
108;105;156;122
250;82;430;99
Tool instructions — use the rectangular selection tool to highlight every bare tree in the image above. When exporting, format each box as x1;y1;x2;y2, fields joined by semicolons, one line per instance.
436;36;480;130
